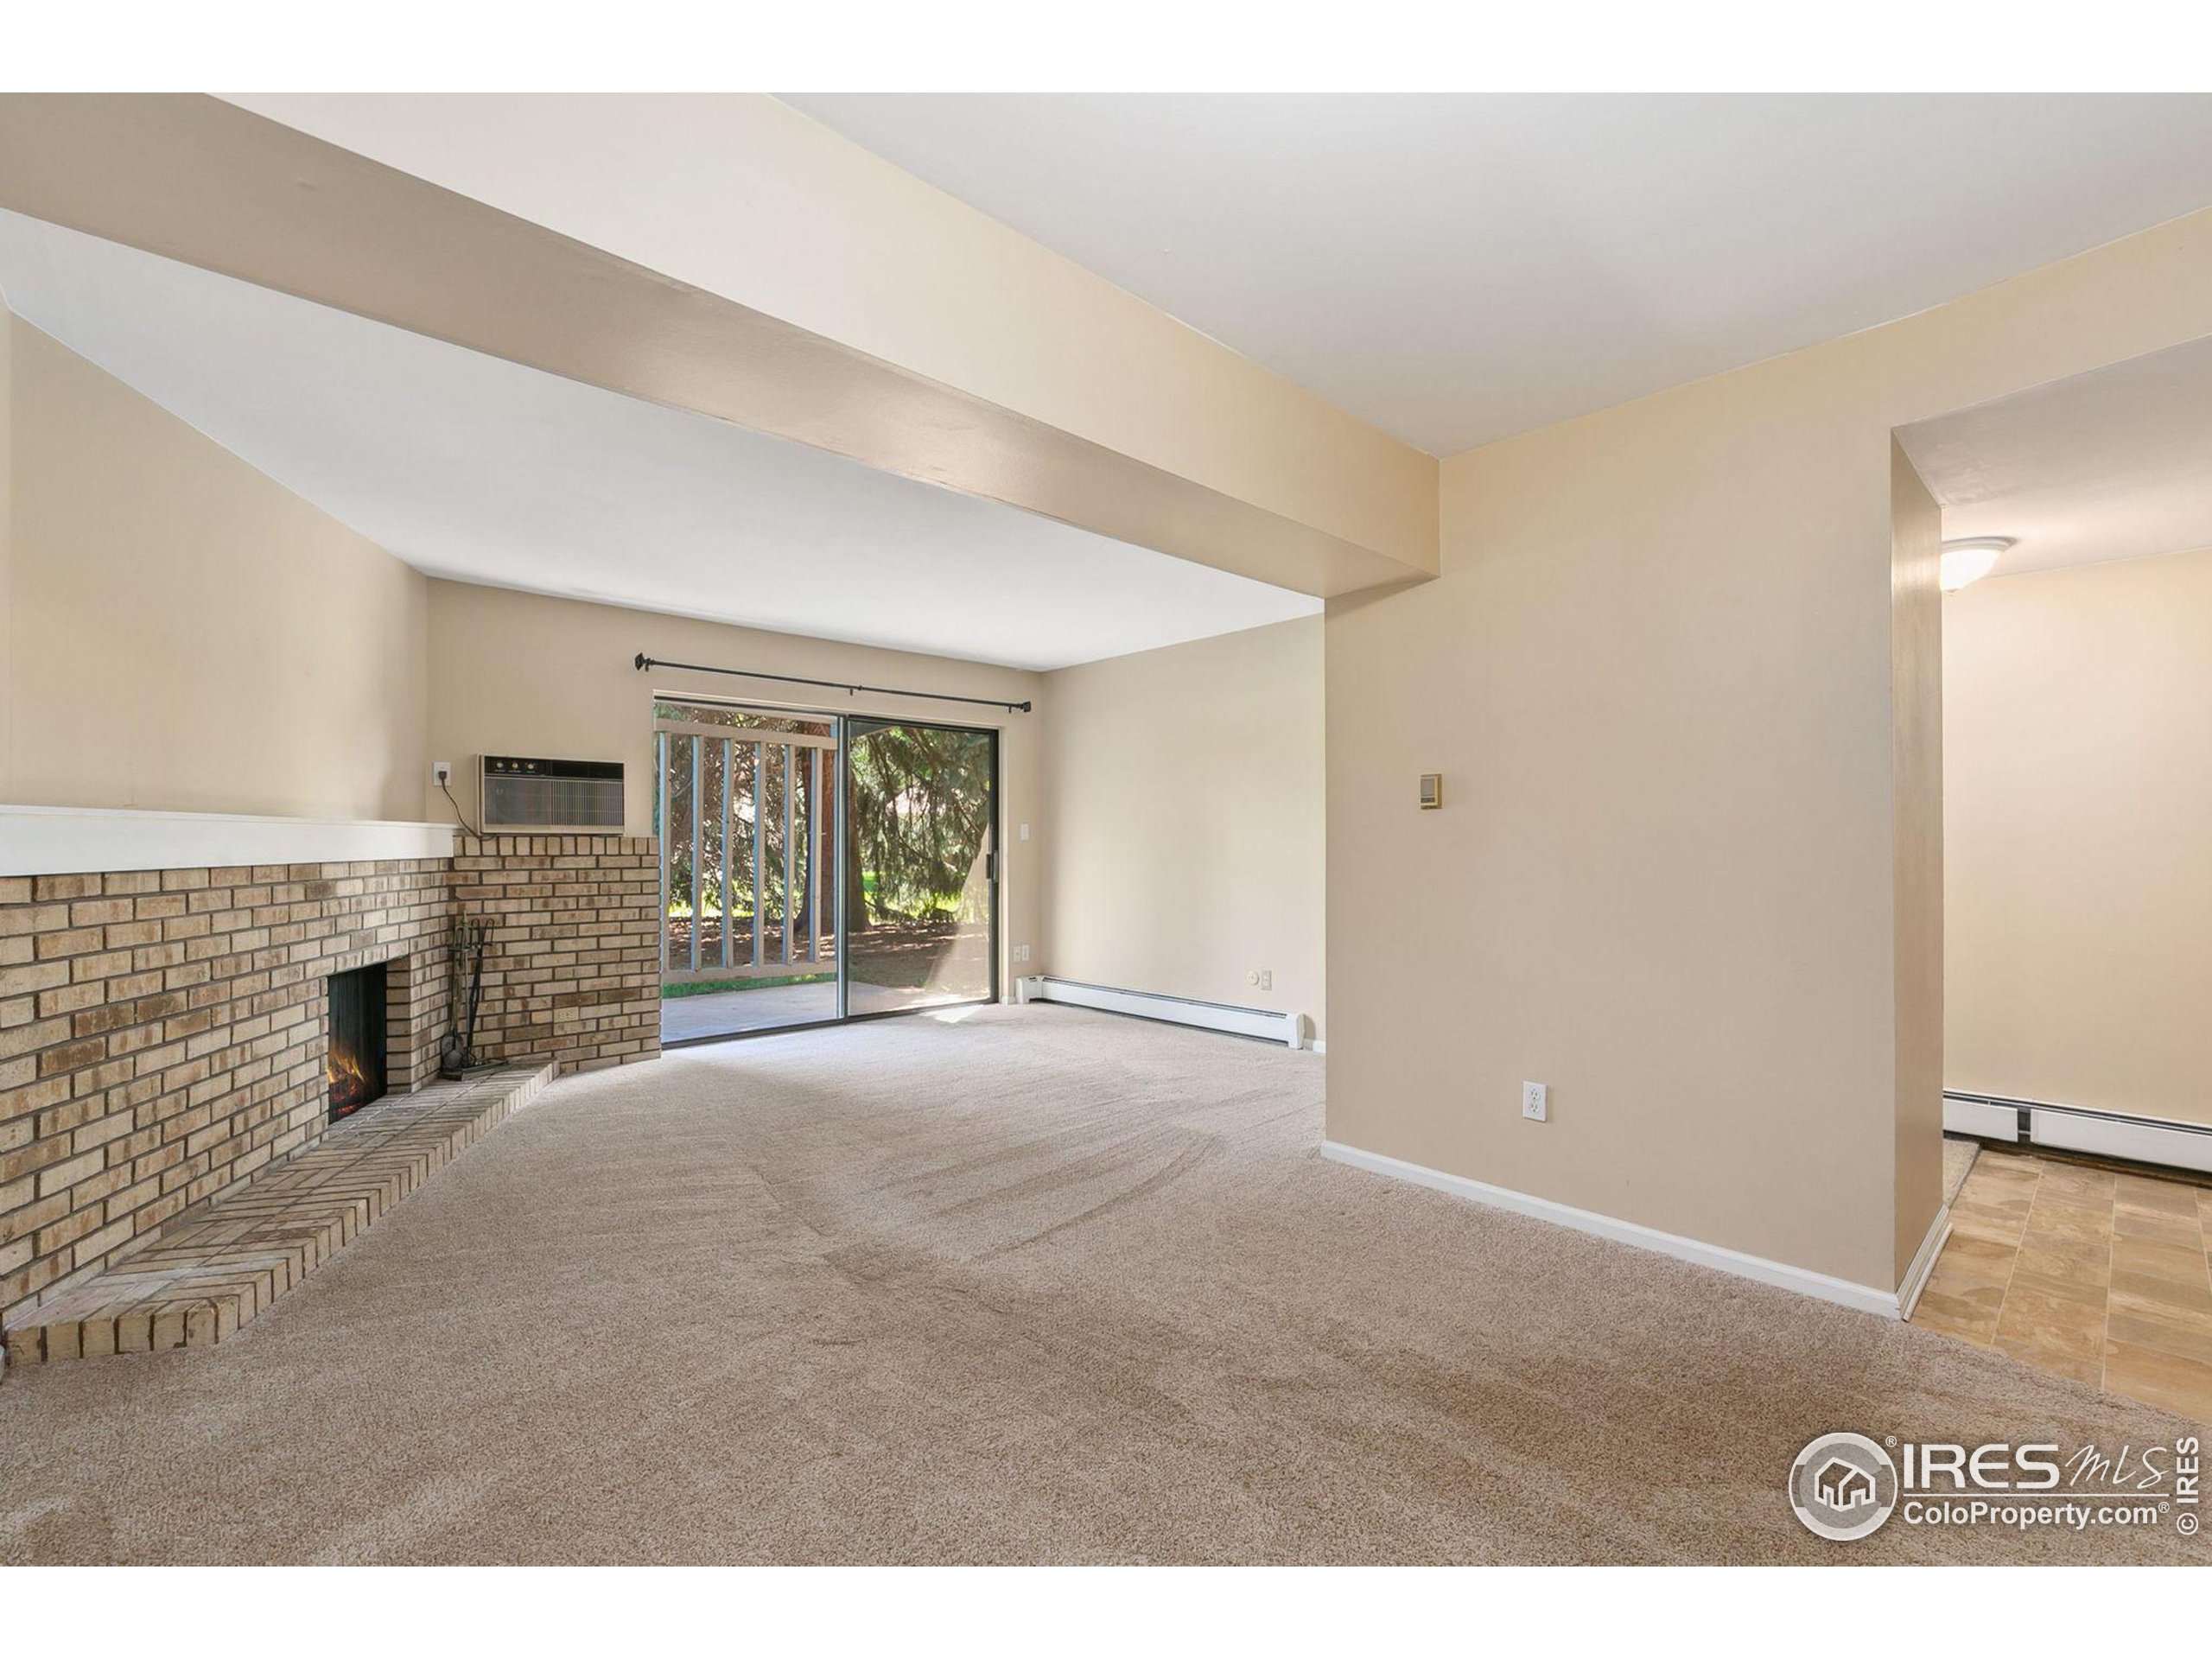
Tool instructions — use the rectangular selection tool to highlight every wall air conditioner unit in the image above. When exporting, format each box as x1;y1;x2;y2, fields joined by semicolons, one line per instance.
479;756;625;834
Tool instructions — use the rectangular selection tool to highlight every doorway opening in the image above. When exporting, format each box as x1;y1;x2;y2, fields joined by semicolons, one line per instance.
653;697;999;1044
1894;336;2212;1421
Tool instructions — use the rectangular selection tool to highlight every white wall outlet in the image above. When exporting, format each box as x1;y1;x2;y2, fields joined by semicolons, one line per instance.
1246;969;1260;986
432;760;453;787
1259;969;1273;991
1019;823;1032;841
1014;944;1030;963
1522;1081;1548;1122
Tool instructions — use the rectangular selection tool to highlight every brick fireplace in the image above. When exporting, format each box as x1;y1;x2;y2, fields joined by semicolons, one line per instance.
1;836;660;1338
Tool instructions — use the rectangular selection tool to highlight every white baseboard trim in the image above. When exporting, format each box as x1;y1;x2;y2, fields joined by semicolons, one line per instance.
1019;976;1306;1049
2;804;458;875
1310;1039;1327;1055
1319;1140;1906;1319
1897;1201;1953;1323
1946;1090;2212;1175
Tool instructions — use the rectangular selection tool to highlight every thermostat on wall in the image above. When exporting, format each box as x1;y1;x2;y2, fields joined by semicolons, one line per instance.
1418;772;1443;810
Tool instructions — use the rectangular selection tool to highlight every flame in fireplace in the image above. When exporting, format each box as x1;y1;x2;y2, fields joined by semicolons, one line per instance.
328;1046;375;1116
327;962;388;1119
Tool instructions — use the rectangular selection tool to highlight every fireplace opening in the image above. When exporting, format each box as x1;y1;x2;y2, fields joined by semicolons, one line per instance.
327;963;389;1120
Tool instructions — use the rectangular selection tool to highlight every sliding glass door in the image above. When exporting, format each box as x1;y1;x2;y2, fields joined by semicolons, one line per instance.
654;702;840;1041
654;702;996;1043
841;719;998;1018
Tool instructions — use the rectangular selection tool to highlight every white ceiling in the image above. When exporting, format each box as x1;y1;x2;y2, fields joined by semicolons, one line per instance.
0;209;1317;672
785;94;2212;456
1899;334;2212;580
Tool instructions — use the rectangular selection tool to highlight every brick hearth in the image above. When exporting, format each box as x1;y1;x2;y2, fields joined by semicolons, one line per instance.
1;836;660;1354
3;1062;551;1362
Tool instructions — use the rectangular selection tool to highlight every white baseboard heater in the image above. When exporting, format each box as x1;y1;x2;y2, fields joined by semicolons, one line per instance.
1944;1091;2212;1177
1017;976;1307;1049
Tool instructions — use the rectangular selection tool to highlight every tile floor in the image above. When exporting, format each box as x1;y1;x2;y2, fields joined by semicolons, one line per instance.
1912;1141;2212;1423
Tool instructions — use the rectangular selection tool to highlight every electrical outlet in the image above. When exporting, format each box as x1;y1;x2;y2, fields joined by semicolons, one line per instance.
1522;1081;1548;1122
1019;823;1032;841
1014;944;1030;963
1259;969;1273;991
432;760;453;787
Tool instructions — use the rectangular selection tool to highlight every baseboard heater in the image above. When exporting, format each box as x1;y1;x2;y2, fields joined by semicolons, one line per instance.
1944;1090;2212;1177
1016;976;1307;1049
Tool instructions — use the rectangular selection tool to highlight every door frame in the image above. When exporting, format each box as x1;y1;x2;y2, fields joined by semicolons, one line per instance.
836;714;1001;1027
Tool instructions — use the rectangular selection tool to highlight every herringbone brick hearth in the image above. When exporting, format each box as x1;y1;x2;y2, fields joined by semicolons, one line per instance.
2;1061;550;1365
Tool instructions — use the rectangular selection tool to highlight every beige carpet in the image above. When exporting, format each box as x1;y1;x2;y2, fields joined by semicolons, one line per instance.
1;1006;2202;1565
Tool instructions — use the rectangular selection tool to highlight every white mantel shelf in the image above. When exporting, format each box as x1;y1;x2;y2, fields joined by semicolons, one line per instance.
1;804;460;877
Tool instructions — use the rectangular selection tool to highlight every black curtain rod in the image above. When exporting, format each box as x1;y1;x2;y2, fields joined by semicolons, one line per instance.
634;653;1033;714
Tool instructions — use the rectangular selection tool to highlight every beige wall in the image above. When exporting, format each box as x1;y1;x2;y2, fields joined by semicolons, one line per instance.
0;301;14;785
1040;618;1325;1041
1;309;429;821
1329;202;2212;1294
425;579;1047;993
1890;442;1945;1280
1945;548;2212;1128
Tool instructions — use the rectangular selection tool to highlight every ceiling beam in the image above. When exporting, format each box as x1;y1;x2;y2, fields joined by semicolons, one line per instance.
0;93;1434;599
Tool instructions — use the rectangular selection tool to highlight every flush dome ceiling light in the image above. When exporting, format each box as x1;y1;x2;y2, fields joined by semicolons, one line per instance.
1939;537;2013;593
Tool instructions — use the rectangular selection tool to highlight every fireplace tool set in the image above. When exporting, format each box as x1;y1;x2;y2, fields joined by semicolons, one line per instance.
440;915;495;1078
